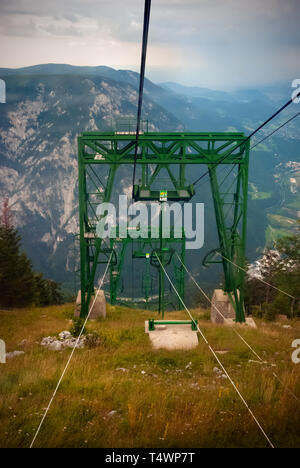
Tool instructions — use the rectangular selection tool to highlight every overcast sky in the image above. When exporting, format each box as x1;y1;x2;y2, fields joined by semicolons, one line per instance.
0;0;299;90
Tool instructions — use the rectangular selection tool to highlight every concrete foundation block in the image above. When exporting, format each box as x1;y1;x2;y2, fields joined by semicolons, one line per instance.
145;320;199;350
224;317;257;329
211;289;236;324
74;289;106;320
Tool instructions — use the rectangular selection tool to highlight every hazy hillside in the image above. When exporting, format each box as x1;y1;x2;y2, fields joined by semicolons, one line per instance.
0;68;182;288
0;64;299;293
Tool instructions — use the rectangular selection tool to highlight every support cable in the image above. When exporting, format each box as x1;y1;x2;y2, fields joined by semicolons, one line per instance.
132;0;152;199
191;110;300;193
218;253;296;300
250;112;300;150
192;91;300;188
30;254;113;448
175;252;300;406
155;253;275;449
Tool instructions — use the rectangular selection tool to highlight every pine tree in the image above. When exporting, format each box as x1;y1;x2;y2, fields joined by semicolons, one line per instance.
0;198;64;308
33;273;63;306
0;200;36;307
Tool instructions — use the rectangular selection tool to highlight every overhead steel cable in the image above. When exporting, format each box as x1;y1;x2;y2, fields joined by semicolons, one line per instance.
132;0;152;200
250;111;300;150
155;252;275;449
192;90;300;187
190;110;300;194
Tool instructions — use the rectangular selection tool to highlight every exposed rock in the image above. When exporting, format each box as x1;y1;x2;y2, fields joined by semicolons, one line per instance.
6;351;25;359
40;331;85;350
59;331;72;340
41;336;55;346
224;317;257;329
18;339;29;346
64;337;78;348
48;340;64;351
213;368;228;379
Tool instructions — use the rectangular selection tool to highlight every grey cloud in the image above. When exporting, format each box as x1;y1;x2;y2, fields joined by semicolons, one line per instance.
1;0;299;45
0;0;299;88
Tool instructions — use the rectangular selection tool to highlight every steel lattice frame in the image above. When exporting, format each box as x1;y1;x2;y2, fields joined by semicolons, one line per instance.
109;231;186;315
77;131;250;322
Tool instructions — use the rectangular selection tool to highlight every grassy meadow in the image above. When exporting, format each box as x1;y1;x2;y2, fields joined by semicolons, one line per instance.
0;303;300;448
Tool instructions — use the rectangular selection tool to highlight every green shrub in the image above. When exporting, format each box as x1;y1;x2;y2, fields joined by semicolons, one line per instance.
251;305;263;319
84;332;101;349
261;302;277;321
70;317;86;337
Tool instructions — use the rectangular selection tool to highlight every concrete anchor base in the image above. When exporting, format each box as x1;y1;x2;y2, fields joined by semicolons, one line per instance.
145;320;199;350
210;289;257;328
74;290;106;320
223;317;257;329
211;289;236;324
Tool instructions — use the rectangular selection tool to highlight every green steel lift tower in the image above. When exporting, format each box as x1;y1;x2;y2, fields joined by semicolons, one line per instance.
77;131;250;322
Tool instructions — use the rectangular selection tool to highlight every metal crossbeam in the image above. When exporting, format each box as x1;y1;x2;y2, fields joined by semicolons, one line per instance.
79;132;247;165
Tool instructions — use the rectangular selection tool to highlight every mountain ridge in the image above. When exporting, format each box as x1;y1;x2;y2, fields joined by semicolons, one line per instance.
0;64;299;292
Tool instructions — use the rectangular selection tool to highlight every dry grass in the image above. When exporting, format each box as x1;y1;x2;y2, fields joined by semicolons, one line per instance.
0;303;300;448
